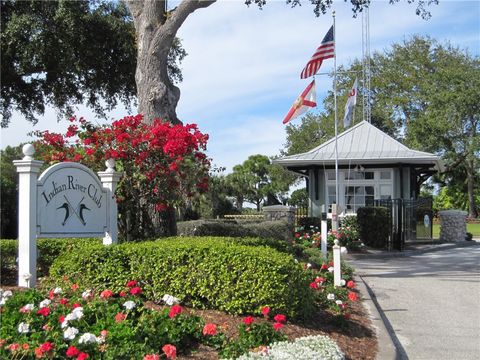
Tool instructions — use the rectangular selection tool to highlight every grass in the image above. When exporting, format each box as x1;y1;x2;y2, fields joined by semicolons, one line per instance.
432;223;480;238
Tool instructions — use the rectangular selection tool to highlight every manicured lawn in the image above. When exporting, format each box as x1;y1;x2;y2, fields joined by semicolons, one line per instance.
432;223;480;238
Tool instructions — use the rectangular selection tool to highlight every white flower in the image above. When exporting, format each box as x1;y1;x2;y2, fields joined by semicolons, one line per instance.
306;263;312;269
61;320;69;329
78;333;98;344
65;307;84;322
340;279;346;286
335;300;343;305
294;259;299;263
20;303;34;312
65;313;77;322
162;294;180;306
63;326;79;340
53;287;62;294
328;266;334;273
39;299;52;308
0;299;5;306
96;335;105;344
327;293;335;301
22;273;32;280
71;307;84;319
18;322;30;334
82;289;92;300
1;290;12;298
340;247;348;254
123;300;136;310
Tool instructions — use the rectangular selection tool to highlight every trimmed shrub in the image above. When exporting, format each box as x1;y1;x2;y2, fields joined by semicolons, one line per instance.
49;237;314;318
177;220;292;242
356;207;390;249
0;240;17;283
0;238;101;284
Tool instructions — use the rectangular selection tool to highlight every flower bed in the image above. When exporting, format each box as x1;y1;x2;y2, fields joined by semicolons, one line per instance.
0;284;321;360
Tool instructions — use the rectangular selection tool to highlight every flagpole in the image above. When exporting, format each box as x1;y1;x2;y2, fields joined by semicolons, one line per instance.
333;10;339;231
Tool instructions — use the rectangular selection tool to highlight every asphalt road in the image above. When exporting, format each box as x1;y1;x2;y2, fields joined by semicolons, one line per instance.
348;245;480;360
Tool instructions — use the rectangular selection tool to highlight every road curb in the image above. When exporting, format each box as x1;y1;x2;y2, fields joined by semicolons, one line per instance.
354;274;402;360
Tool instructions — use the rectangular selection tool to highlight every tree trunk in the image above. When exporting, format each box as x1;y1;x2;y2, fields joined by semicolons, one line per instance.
125;0;215;237
466;160;478;218
126;0;216;124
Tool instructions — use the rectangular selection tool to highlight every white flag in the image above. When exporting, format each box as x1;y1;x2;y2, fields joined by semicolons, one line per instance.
343;78;357;128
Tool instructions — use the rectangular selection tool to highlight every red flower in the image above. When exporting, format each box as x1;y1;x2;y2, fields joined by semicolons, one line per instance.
346;280;356;289
202;323;217;336
315;276;325;284
7;343;20;351
72;303;81;309
49;290;55;299
77;352;89;360
348;292;358;302
294;232;301;238
115;312;127;323
344;313;351;320
243;316;254;326
60;298;69;305
273;314;286;323
66;346;80;357
310;282;318;289
71;283;79;291
328;261;334;267
261;306;270;317
126;280;137;288
37;307;50;317
273;322;284;331
22;343;29;350
119;291;127;297
58;315;65;323
320;264;328;271
40;342;54;352
168;305;182;319
162;344;177;359
100;289;114;299
130;287;142;295
143;355;160;360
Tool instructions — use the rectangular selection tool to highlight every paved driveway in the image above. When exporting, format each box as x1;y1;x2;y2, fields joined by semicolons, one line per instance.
347;245;480;360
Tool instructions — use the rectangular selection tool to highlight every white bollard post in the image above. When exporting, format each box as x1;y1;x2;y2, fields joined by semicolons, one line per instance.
321;219;328;259
98;159;122;245
13;144;43;288
333;239;341;287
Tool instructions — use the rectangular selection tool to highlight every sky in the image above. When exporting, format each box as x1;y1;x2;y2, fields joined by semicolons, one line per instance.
1;0;479;174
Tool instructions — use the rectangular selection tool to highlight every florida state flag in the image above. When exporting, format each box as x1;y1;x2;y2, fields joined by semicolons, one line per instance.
282;80;317;125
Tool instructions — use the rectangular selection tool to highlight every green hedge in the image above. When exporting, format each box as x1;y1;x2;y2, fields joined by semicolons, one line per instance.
0;238;101;284
356;207;390;249
177;220;292;242
49;237;313;318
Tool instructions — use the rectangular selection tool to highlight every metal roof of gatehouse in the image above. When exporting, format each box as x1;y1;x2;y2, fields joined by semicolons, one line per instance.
274;120;443;170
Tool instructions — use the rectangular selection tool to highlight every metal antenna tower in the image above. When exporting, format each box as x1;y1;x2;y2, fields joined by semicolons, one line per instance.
362;6;371;123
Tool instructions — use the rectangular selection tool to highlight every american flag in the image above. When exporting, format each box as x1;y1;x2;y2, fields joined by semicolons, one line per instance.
300;25;335;79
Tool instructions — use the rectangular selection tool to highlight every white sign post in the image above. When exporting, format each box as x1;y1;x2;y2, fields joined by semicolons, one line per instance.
14;144;122;288
13;144;43;288
333;239;342;287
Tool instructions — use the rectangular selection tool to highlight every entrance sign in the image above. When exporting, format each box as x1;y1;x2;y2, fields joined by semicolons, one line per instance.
37;163;108;237
14;144;122;288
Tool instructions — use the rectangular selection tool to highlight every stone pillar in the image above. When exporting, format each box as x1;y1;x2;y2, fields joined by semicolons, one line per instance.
13;144;43;288
263;205;296;226
439;210;468;242
98;159;122;245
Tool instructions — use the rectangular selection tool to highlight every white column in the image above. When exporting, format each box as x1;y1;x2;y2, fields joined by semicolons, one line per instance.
333;239;341;287
13;144;43;288
98;159;122;245
320;219;328;259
